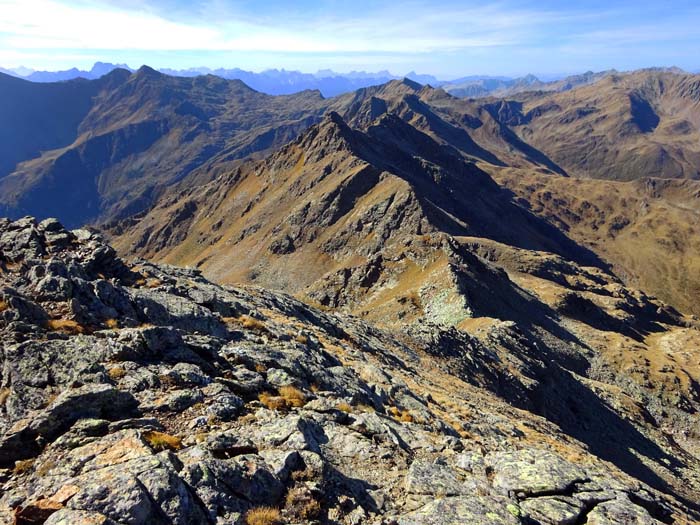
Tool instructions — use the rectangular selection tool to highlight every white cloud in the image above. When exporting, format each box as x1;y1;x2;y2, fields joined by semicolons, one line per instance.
2;0;697;75
0;0;552;54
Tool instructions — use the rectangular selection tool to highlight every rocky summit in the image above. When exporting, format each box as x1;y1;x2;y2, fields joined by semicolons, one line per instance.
1;214;700;525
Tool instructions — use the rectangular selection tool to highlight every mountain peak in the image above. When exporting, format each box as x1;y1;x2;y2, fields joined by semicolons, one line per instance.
399;77;423;90
293;111;359;156
373;78;424;97
325;110;348;126
135;65;161;78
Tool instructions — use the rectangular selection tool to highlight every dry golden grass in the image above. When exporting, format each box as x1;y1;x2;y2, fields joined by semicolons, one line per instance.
238;413;257;424
284;487;302;507
241;315;267;332
294;334;308;344
400;411;415;423
278;385;306;408
244;506;283;525
299;500;321;520
258;386;307;411
285;487;322;520
145;278;162;288
43;391;59;407
388;406;414;423
0;299;8;312
336;402;353;413
0;387;10;404
254;363;267;373
46;319;85;335
142;431;182;452
13;459;35;475
105;318;119;329
259;392;288;411
107;366;127;381
291;467;315;482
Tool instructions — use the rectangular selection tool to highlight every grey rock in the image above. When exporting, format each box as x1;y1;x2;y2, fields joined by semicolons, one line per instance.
489;449;588;497
398;495;520;525
404;459;468;496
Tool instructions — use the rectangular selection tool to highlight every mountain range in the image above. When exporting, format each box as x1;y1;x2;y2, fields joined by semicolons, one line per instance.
2;61;646;98
1;63;700;524
2;66;700;316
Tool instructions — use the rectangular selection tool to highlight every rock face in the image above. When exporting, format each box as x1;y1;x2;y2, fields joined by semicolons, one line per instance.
2;218;700;524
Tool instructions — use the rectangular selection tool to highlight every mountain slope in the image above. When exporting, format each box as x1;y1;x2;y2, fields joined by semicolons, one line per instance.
0;70;130;180
0;67;328;227
485;69;700;180
5;69;700;321
111;112;700;507
487;168;700;316
3;216;700;523
113;110;601;295
4;68;699;229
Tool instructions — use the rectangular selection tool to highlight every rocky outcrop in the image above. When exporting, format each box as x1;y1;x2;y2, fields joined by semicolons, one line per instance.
1;217;699;524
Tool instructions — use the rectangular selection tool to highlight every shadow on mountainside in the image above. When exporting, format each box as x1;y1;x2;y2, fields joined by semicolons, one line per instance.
354;113;608;271
531;364;700;514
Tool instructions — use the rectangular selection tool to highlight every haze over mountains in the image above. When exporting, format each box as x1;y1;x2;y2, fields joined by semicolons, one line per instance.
3;60;700;524
2;61;633;98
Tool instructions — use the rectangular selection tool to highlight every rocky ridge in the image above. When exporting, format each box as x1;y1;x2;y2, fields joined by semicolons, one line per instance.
1;218;700;524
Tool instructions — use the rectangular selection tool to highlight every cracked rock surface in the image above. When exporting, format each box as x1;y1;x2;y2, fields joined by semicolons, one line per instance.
0;217;698;524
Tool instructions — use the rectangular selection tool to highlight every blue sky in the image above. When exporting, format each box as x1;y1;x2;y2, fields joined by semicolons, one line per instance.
1;0;699;78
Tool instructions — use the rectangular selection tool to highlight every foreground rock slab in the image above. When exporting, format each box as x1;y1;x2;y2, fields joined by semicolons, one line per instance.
0;217;698;524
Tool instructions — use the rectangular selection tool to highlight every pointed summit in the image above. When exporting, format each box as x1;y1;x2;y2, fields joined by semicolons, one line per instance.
134;65;161;79
291;111;360;159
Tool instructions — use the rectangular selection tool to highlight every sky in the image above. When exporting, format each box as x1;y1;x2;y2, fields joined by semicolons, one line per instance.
0;0;699;78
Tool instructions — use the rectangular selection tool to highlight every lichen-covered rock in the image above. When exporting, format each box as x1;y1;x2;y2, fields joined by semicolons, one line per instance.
404;459;468;496
398;495;520;525
489;449;588;497
0;217;698;525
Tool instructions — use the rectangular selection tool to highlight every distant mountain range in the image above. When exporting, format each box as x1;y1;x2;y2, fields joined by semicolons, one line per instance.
0;61;647;98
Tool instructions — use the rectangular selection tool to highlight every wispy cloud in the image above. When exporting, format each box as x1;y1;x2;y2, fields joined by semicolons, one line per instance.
0;0;566;53
0;0;698;75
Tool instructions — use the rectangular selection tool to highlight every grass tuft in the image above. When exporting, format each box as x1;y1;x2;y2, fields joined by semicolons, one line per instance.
143;431;182;451
145;278;162;288
258;385;307;411
13;459;35;475
278;385;306;408
46;319;85;335
241;315;267;332
259;392;288;411
336;402;353;413
389;406;414;423
245;506;283;525
285;486;322;520
107;366;127;381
